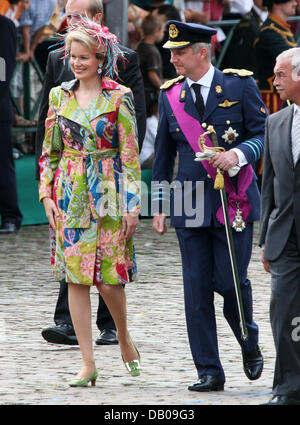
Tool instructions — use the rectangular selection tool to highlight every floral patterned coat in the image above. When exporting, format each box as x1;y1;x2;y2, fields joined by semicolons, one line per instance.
39;78;141;286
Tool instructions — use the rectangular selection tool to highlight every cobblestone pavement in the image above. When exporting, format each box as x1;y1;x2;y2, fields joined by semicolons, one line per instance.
0;219;274;406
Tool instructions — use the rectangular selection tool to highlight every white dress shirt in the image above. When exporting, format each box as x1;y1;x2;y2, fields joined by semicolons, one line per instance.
187;65;246;166
291;104;300;165
252;4;268;22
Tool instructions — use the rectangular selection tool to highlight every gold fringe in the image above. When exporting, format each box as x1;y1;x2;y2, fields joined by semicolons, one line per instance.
214;169;224;190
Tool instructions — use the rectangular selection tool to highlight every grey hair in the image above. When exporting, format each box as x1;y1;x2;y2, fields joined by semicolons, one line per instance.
88;0;103;16
68;0;103;16
276;47;300;81
191;42;212;62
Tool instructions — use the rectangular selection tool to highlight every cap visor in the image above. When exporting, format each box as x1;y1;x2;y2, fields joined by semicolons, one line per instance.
163;40;191;49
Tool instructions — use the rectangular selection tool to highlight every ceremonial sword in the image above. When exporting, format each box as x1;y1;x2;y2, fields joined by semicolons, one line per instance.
197;126;248;341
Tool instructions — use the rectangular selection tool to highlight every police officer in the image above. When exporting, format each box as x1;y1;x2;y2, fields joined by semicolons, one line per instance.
152;21;265;391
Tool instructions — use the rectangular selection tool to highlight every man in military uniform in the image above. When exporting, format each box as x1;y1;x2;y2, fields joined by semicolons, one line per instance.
152;21;266;391
255;0;297;114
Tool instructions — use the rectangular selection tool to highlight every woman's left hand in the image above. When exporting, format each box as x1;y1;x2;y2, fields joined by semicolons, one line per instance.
121;213;139;240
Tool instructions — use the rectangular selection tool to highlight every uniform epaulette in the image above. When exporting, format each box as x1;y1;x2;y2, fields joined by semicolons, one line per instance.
160;75;185;90
223;68;254;77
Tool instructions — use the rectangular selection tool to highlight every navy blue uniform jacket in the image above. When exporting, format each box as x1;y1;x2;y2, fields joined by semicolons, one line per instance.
152;67;267;228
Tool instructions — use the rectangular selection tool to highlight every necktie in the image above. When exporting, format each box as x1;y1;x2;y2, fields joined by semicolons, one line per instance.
292;108;300;165
192;83;205;120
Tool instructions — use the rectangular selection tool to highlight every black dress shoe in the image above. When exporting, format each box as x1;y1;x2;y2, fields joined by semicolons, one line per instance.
262;395;300;405
188;375;224;392
95;329;118;345
0;222;19;234
242;345;263;380
41;324;78;345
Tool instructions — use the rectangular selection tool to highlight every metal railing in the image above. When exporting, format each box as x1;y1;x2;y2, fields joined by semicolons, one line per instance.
207;19;240;69
287;15;300;45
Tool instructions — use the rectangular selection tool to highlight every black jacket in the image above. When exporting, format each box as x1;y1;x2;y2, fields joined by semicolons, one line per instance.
35;45;146;179
0;15;16;122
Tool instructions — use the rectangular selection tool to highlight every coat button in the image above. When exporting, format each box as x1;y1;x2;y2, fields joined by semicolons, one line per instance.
207;174;211;179
176;128;180;132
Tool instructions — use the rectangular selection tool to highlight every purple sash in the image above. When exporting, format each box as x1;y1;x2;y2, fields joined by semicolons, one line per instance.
166;82;253;226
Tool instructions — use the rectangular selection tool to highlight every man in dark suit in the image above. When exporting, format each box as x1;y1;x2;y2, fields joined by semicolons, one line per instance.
152;21;265;391
0;15;22;234
260;47;300;405
36;0;146;346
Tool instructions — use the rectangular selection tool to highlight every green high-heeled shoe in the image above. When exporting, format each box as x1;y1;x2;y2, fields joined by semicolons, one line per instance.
122;341;141;377
68;367;98;387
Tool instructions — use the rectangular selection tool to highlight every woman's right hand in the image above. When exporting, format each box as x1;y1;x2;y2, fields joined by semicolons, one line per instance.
42;197;60;231
261;249;270;273
152;214;167;235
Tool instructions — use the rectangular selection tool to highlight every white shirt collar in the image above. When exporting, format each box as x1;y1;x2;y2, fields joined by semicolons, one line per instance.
294;104;300;116
230;0;253;15
252;5;268;22
186;64;215;89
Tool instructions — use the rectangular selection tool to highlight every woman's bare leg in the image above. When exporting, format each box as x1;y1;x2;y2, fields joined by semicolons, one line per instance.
97;283;138;362
68;282;95;377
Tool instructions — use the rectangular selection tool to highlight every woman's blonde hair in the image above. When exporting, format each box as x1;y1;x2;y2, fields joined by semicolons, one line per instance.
66;26;103;54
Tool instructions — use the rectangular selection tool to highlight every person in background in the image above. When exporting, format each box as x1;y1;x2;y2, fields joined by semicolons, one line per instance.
10;0;56;129
137;13;165;117
0;14;23;234
0;0;23;27
183;0;230;59
34;1;66;74
253;0;269;23
255;0;297;114
184;0;230;24
254;0;297;187
156;4;181;79
18;0;57;63
0;0;33;128
128;2;147;51
221;0;261;75
139;103;158;169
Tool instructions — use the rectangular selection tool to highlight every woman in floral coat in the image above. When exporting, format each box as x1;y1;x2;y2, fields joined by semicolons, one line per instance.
39;18;141;386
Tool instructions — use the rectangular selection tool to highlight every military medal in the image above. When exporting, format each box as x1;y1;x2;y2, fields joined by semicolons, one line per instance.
222;126;239;144
232;203;246;232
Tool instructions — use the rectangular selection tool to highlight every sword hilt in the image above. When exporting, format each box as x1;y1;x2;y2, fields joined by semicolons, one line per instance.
198;125;225;190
